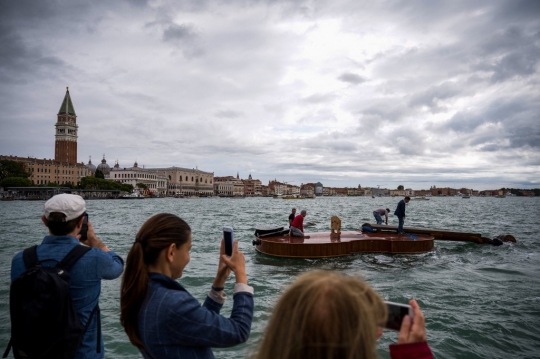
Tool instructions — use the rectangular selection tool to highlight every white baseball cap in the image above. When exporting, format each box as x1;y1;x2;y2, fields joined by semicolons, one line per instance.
43;194;86;221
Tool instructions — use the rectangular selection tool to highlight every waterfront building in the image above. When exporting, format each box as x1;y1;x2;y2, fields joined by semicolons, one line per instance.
215;174;244;197
242;174;262;196
108;161;168;196
300;183;315;197
0;155;91;185
314;182;323;196
153;166;214;197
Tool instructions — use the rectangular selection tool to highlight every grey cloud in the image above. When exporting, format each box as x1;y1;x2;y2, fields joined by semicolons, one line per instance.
215;110;243;119
408;82;461;111
337;72;366;85
163;23;197;42
0;24;66;83
300;93;338;104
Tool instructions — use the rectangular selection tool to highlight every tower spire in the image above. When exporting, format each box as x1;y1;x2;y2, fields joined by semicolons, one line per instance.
58;87;76;116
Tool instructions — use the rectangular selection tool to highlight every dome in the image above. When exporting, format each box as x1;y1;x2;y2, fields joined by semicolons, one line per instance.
96;155;111;175
86;157;96;173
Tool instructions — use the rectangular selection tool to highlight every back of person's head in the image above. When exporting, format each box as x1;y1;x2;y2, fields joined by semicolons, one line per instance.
386;208;390;213
405;196;411;200
120;213;191;350
301;210;307;215
254;270;387;359
43;194;86;235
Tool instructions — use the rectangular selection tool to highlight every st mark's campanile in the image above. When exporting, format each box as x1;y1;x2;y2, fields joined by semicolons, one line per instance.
54;87;78;164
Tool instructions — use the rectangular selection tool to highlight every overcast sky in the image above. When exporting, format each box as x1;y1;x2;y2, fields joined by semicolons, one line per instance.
1;0;539;190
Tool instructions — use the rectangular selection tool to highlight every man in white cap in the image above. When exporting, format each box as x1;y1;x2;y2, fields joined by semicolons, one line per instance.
10;194;124;358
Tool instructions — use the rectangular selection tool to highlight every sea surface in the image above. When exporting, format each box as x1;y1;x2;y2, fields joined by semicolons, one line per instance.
1;196;539;358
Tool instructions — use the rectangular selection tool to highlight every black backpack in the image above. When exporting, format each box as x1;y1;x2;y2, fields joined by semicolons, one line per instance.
3;245;101;359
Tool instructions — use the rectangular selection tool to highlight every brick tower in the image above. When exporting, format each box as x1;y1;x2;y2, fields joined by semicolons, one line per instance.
55;87;78;164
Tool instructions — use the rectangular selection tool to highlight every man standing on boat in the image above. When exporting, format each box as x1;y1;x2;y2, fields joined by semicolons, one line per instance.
290;210;310;238
288;208;296;227
394;196;410;235
373;208;390;225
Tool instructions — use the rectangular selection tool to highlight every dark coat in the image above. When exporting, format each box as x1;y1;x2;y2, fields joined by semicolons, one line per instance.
394;199;406;218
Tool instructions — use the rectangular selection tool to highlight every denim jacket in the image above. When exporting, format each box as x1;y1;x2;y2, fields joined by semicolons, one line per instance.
10;235;124;359
139;272;254;359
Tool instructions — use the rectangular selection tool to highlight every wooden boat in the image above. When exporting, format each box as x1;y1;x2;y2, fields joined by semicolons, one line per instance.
252;221;516;259
364;223;516;245
253;229;435;258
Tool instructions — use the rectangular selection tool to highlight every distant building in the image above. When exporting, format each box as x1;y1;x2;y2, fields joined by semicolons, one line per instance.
0;88;91;185
96;155;111;176
215;174;244;197
242;174;262;196
0;155;91;185
300;183;315;197
108;160;168;196
315;182;323;196
54;88;78;165
153;166;214;197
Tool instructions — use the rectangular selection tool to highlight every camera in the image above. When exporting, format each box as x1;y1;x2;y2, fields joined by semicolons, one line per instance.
79;213;89;241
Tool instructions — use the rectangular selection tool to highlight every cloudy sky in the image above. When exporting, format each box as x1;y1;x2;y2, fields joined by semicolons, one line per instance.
1;0;539;190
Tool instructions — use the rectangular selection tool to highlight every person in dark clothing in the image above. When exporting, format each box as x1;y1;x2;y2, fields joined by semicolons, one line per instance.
394;196;410;235
288;208;296;227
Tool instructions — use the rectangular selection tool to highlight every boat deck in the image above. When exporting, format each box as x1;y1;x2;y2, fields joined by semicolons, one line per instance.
254;231;435;258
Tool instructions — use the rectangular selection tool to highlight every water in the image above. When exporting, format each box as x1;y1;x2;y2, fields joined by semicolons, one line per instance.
1;196;539;358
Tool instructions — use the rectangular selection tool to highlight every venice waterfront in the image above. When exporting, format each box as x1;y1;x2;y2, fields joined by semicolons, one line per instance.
1;196;539;358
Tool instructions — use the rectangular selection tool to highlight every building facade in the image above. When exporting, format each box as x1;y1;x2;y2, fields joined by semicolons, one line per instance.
153;166;214;197
108;161;168;196
214;175;244;197
0;155;91;185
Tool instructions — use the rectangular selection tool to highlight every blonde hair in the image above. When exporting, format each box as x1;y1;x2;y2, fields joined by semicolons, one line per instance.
254;270;387;359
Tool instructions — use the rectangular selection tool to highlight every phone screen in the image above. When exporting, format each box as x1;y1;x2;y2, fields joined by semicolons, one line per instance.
223;226;233;256
80;213;89;240
385;301;412;331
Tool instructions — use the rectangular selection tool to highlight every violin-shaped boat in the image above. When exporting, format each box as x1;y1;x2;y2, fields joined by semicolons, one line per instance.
251;217;516;259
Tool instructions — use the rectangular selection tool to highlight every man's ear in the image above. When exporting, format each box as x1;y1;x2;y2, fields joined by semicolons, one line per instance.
76;215;85;229
41;215;48;227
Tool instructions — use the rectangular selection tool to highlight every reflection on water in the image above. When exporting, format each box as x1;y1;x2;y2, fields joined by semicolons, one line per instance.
1;196;539;359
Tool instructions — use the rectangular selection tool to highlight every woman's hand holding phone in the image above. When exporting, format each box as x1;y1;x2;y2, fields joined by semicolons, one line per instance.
397;299;427;344
214;239;232;288
221;241;247;285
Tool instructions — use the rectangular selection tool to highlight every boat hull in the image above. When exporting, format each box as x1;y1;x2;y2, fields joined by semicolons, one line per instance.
253;231;434;258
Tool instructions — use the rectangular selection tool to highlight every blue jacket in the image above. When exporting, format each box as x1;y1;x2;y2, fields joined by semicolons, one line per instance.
11;235;124;359
139;272;254;359
394;199;407;218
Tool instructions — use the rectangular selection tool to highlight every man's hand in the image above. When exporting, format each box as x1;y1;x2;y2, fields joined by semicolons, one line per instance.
78;221;109;252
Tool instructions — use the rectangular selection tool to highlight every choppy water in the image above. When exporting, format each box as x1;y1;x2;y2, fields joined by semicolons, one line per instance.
1;196;539;358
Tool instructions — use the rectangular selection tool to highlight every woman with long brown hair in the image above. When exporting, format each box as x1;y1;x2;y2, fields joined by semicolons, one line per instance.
120;213;253;358
254;270;432;359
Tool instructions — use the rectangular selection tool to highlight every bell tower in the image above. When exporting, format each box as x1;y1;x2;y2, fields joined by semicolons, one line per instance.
55;87;78;164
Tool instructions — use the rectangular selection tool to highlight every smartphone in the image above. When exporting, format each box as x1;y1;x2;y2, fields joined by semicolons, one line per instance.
384;301;414;331
79;213;89;241
223;226;234;256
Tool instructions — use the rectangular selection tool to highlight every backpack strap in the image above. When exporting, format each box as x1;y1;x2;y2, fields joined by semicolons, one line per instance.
2;338;12;358
22;245;39;269
58;245;92;270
